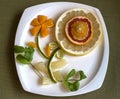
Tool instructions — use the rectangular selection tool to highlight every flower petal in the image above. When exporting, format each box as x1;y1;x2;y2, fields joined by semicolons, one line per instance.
31;18;40;26
38;15;48;24
40;25;50;37
30;25;41;36
44;19;54;27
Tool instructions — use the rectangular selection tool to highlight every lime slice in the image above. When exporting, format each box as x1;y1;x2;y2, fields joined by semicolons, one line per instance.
49;42;58;50
56;49;65;59
47;47;60;83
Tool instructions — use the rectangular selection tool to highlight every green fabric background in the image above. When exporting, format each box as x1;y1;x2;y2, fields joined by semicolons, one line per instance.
0;0;120;98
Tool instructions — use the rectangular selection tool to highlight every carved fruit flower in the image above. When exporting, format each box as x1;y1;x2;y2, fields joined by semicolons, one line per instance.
30;15;54;37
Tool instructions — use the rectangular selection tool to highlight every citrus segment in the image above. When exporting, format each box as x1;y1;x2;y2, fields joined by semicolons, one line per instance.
45;44;51;57
40;25;50;37
53;71;63;81
34;62;48;75
30;25;41;36
41;76;53;85
31;18;40;26
27;42;37;48
51;59;67;70
38;15;48;24
30;15;54;38
44;19;54;27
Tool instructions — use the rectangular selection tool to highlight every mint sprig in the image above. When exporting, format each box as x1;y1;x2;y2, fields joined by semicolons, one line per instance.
14;45;25;53
64;69;87;91
14;45;34;64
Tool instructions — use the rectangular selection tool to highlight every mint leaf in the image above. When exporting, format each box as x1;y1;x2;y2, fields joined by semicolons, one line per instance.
24;52;33;62
16;55;30;64
64;69;87;91
14;45;24;53
65;69;76;81
24;46;34;62
78;70;87;80
68;81;80;91
25;46;34;54
14;45;35;64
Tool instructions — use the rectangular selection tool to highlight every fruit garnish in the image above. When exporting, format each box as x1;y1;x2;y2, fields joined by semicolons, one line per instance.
53;71;63;81
27;41;37;48
55;9;102;55
31;18;40;26
30;15;54;59
38;15;48;24
47;47;60;83
14;45;34;64
30;25;41;36
36;34;49;59
44;19;54;27
48;42;58;50
14;13;89;92
51;59;67;70
40;24;50;37
64;69;87;91
30;15;54;37
45;44;51;57
34;62;48;75
65;16;92;45
56;49;65;59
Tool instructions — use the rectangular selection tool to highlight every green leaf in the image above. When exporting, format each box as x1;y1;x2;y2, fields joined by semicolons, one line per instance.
14;45;24;53
64;69;87;91
24;46;34;62
16;55;30;64
25;46;34;54
65;69;76;81
14;46;35;65
78;70;87;80
68;81;80;91
64;80;80;91
24;52;33;62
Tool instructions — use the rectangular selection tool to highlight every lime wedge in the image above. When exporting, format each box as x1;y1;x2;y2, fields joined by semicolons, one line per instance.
49;42;58;50
56;49;65;59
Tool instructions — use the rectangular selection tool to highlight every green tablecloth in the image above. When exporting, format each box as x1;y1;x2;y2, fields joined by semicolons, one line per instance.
0;0;120;98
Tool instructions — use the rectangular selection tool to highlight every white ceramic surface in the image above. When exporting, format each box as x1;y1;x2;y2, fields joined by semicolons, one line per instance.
14;2;109;97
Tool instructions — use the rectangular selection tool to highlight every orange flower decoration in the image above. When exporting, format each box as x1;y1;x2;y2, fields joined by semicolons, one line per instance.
30;15;54;37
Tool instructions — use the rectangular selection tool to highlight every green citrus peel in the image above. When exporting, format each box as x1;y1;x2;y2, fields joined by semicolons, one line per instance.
36;34;49;59
47;47;60;83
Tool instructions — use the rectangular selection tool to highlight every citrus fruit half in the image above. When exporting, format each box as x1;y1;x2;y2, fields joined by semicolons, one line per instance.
55;8;103;55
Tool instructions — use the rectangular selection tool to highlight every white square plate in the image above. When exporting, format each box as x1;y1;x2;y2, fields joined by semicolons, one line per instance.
14;2;109;97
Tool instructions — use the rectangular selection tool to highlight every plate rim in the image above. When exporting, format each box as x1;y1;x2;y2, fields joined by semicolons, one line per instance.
14;2;109;97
